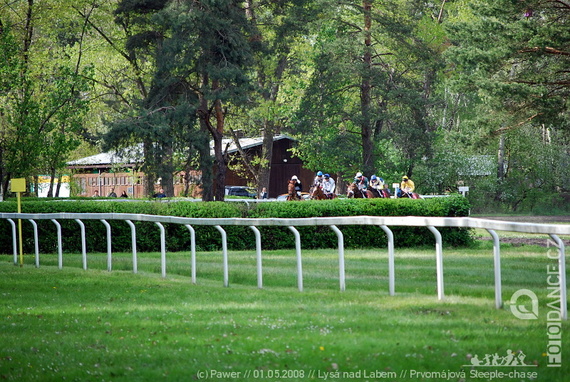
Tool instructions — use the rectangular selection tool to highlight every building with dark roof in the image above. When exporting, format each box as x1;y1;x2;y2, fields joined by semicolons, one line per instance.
66;135;314;198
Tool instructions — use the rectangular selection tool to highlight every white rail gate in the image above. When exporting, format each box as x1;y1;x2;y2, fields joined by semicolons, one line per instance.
2;213;568;320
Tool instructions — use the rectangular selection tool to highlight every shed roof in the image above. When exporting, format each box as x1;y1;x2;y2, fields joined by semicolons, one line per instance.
67;135;294;167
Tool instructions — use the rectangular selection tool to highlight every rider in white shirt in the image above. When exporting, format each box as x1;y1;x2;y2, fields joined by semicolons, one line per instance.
313;171;324;188
322;174;336;198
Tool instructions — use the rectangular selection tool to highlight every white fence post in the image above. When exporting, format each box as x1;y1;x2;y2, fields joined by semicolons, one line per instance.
155;222;167;278
28;219;40;268
185;225;196;284
427;226;444;300
380;225;395;296
125;220;138;274
330;225;345;292
7;219;17;265
249;226;263;289
486;229;502;309
214;225;229;287
51;219;63;269
74;219;87;270
287;226;303;292
100;220;112;271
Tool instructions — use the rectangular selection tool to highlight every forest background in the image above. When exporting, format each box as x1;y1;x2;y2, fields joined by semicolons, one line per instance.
0;0;568;213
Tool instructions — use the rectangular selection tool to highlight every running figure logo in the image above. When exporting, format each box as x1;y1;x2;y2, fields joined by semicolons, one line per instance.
464;350;536;367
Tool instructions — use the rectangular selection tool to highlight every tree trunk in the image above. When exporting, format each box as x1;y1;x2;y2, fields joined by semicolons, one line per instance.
199;132;214;201
160;142;175;197
495;134;506;201
143;140;156;197
55;174;61;197
198;76;216;201
360;0;375;176
497;135;505;181
32;175;38;197
212;128;226;201
47;167;56;197
213;82;226;202
258;125;274;196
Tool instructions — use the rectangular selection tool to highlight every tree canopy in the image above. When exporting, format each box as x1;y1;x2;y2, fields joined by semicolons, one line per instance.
0;0;568;211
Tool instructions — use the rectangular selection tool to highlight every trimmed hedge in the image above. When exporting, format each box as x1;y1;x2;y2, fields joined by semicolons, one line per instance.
0;196;472;254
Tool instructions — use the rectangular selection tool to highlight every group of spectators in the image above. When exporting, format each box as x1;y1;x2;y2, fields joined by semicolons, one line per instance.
91;187;167;198
92;188;128;198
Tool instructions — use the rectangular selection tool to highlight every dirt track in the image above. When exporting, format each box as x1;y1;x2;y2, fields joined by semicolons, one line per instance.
476;215;570;223
475;215;570;247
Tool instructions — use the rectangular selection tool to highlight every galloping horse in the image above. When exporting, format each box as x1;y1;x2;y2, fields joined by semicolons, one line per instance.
310;185;328;200
369;187;391;198
347;183;375;198
399;190;421;199
368;188;382;198
286;180;300;201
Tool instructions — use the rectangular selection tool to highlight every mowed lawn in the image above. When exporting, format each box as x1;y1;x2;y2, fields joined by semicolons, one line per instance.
0;241;568;381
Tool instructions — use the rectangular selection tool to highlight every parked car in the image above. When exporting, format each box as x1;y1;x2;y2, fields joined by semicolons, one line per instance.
225;186;257;198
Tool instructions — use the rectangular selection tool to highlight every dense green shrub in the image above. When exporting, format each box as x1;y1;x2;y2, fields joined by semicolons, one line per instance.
0;195;471;254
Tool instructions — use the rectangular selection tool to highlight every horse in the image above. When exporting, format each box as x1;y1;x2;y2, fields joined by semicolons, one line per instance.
347;182;372;198
369;187;391;198
310;185;328;200
398;189;421;199
286;180;300;201
368;188;382;198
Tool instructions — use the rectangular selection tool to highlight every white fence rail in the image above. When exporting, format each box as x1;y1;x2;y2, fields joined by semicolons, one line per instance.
2;213;568;319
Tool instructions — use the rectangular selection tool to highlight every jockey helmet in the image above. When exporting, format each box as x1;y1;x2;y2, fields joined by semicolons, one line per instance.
317;171;323;176
356;172;362;178
324;174;330;178
402;175;409;180
291;175;298;180
371;175;377;180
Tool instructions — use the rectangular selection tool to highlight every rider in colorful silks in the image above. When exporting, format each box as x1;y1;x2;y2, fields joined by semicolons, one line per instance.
322;174;336;198
397;175;415;197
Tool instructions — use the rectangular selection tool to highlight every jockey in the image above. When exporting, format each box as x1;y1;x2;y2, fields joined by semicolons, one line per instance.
313;171;324;188
322;174;335;198
291;175;303;197
382;181;392;197
369;175;384;190
398;175;415;197
354;172;369;196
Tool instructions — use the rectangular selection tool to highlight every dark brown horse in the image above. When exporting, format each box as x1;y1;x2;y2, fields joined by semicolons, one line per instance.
286;180;300;201
310;185;328;200
368;188;382;198
369;187;391;198
347;183;374;198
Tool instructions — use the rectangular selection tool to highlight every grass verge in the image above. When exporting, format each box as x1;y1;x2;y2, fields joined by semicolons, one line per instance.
0;241;568;381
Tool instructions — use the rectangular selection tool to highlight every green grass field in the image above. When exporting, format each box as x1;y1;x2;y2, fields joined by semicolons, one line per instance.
0;241;568;381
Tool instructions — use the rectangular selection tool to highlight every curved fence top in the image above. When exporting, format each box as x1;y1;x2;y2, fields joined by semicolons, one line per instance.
1;213;569;235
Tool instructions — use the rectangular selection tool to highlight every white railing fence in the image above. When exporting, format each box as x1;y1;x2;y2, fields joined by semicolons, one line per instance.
2;213;568;319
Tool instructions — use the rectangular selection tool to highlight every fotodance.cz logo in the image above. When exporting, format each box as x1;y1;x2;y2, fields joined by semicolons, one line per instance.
509;289;539;320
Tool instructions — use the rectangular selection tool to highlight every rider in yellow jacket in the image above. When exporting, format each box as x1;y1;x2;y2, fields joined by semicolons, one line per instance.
398;176;415;197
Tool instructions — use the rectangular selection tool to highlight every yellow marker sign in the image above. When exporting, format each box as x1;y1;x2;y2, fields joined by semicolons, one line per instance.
10;178;26;193
10;178;25;267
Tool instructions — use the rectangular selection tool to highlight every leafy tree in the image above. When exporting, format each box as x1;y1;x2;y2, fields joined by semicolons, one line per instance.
442;0;570;208
0;0;91;197
287;1;446;191
104;0;254;201
227;0;320;197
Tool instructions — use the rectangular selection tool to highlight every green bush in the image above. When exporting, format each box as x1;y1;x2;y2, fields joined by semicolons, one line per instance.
0;195;472;254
